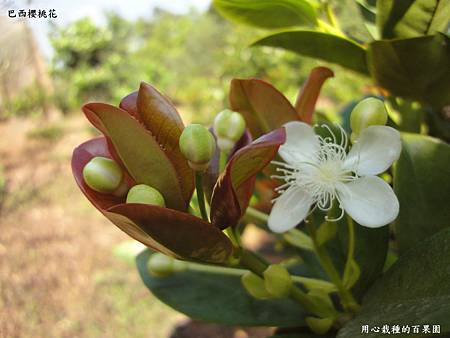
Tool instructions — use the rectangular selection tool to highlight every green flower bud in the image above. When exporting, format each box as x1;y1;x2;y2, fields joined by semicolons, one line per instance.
147;253;175;277
179;124;216;171
306;317;334;335
83;156;124;194
241;271;272;299
213;109;246;152
263;264;292;298
350;97;388;143
126;184;165;207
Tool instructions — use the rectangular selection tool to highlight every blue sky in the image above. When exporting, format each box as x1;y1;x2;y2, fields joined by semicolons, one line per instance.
4;0;211;58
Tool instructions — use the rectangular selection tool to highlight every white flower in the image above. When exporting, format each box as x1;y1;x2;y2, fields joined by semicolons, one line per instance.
268;122;401;233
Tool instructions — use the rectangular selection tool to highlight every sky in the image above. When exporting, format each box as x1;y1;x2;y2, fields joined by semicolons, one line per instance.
2;0;211;58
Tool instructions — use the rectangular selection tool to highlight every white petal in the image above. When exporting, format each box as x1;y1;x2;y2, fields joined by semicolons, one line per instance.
268;186;313;233
279;121;320;164
337;176;399;228
345;126;401;176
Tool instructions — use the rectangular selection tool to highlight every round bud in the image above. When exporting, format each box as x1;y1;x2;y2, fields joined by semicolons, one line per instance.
263;264;292;298
147;253;174;277
83;156;124;194
350;97;388;142
241;271;272;299
126;184;165;207
179;124;216;171
306;317;334;335
213;109;246;152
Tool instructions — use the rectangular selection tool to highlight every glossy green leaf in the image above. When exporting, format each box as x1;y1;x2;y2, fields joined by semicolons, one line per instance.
367;33;450;108
137;83;195;203
210;128;285;229
337;227;450;338
136;249;308;327
377;0;450;39
82;103;187;210
213;0;318;29
393;133;450;253
229;78;299;138
253;30;369;75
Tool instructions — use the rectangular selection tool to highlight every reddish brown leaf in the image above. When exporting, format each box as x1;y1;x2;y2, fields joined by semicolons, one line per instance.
119;91;142;122
108;204;233;264
210;128;286;229
137;82;195;204
229;79;298;137
294;67;334;123
71;137;133;211
203;129;252;203
82;103;187;210
72;138;233;264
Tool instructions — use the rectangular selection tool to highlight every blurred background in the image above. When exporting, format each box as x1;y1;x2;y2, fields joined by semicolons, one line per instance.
0;0;370;337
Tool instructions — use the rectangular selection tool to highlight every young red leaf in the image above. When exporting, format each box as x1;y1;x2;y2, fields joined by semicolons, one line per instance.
294;67;334;123
82;103;187;210
210;128;286;229
108;204;233;264
137;82;195;203
229;79;299;137
119;91;142;123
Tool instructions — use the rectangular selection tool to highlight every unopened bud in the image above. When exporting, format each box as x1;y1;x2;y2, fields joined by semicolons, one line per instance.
83;156;124;194
263;264;292;298
126;184;165;207
179;124;216;171
147;253;175;277
350;97;388;142
213;109;246;152
241;271;272;299
306;317;334;335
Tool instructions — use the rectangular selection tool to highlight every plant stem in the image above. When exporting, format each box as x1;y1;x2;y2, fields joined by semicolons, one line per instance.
195;171;209;221
239;249;337;318
343;216;356;284
219;150;228;173
324;2;340;30
245;206;269;223
305;220;360;313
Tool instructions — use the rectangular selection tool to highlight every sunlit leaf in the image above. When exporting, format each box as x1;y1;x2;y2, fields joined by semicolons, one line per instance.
377;0;450;39
213;0;318;29
82;103;187;210
253;30;369;75
230;79;299;137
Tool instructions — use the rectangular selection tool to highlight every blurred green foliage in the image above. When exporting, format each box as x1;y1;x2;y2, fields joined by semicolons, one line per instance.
48;7;367;123
1;81;50;119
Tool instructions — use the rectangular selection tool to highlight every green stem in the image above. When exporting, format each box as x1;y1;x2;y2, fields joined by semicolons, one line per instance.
245;206;269;223
219;150;228;173
324;2;340;29
343;216;355;283
195;172;209;221
305;220;360;313
239;249;337;318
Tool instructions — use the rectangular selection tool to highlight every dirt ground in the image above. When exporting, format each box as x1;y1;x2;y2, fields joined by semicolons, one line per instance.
0;115;269;338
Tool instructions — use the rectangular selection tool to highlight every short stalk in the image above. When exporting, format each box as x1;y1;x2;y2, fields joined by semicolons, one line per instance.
219;150;228;173
195;172;209;221
305;220;360;313
343;216;356;282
